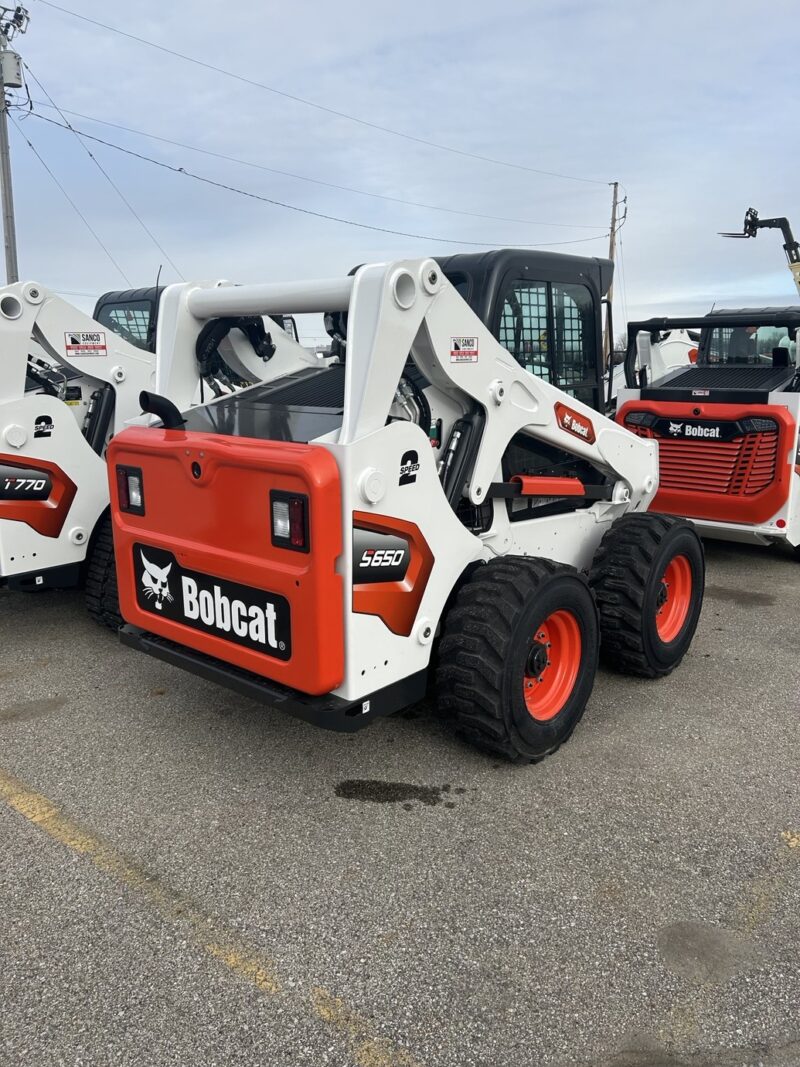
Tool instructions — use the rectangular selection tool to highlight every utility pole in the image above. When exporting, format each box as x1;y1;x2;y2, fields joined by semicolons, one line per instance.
0;5;29;284
602;180;619;366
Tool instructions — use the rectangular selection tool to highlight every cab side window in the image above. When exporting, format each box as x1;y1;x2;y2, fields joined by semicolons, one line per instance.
551;283;596;406
498;282;550;381
95;299;154;352
497;279;598;405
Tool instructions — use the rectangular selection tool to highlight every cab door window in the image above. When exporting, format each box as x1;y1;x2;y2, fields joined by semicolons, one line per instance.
497;282;551;381
551;283;597;406
497;279;598;405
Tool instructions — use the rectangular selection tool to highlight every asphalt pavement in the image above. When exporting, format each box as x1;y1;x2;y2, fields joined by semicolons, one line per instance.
1;539;798;1067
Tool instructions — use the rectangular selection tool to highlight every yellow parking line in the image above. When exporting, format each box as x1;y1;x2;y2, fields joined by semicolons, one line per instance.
0;766;421;1067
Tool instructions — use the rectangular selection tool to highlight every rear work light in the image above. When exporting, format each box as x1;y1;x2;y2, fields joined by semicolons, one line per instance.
116;465;145;515
270;490;309;552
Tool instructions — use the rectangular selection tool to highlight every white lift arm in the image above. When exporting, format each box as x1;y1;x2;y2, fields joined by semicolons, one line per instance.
178;259;658;510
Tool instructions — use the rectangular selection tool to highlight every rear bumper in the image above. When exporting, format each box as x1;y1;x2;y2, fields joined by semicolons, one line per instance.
120;624;427;732
690;518;792;546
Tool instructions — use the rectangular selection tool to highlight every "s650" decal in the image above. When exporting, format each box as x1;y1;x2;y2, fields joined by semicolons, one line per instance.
353;528;410;584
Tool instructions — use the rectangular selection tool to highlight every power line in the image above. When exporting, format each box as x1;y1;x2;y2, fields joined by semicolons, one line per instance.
31;113;611;250
27;99;606;231
9;113;132;285
23;62;184;279
36;0;609;187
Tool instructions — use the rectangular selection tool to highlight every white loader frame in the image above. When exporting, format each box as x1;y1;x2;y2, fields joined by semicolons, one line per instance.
122;258;661;704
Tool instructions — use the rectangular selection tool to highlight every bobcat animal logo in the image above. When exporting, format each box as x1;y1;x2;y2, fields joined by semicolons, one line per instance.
140;552;174;610
668;422;684;436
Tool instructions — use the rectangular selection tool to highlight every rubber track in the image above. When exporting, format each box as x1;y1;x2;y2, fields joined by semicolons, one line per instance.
588;512;687;677
85;515;122;631
436;556;583;762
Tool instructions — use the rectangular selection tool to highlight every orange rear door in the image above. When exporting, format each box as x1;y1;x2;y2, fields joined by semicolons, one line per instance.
109;426;344;696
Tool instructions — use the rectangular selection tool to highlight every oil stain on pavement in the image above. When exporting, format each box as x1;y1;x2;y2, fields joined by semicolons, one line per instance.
656;920;762;983
704;584;776;607
0;696;68;724
334;780;467;809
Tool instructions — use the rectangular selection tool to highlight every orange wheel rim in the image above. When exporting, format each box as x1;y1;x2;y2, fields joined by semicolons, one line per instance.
523;609;582;722
655;554;692;642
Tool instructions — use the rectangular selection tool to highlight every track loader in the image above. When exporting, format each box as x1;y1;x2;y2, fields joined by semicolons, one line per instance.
0;281;304;623
107;252;705;761
618;307;800;556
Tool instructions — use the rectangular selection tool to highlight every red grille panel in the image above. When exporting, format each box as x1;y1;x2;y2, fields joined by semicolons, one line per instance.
617;400;796;526
626;425;779;496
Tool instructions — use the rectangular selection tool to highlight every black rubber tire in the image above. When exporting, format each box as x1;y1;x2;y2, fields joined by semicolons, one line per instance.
435;557;599;763
85;514;122;631
589;513;704;678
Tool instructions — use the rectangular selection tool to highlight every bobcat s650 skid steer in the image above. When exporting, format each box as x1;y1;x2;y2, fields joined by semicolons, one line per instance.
107;252;705;762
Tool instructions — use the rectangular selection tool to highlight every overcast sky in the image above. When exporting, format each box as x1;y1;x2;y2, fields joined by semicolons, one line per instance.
8;0;799;335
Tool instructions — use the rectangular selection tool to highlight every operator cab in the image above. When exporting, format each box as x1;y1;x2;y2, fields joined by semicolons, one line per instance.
438;250;613;526
623;308;800;403
94;286;164;353
438;248;611;412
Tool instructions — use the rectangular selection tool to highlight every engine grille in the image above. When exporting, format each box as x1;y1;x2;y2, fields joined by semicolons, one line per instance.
626;422;779;496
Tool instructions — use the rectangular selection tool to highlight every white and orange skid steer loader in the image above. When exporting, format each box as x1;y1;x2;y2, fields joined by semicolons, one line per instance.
104;254;705;762
0;282;305;624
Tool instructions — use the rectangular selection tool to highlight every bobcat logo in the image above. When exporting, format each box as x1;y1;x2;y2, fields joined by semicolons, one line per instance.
668;422;684;436
140;552;174;610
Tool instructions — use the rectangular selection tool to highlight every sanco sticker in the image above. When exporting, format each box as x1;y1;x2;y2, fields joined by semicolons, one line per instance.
450;336;479;363
65;331;107;357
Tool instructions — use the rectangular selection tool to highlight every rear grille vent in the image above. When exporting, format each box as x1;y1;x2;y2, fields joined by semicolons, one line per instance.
626;422;779;496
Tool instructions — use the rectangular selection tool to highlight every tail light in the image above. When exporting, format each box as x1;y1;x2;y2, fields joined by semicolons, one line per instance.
624;410;657;428
270;490;309;552
116;465;145;515
688;347;699;363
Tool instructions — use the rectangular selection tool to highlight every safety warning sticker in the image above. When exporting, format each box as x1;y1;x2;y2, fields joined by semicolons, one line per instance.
450;336;479;363
64;331;107;357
